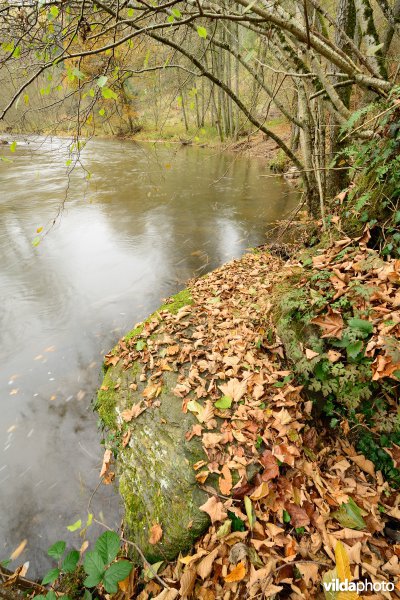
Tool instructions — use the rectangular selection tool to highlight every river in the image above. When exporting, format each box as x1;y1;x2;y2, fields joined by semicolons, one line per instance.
0;135;298;576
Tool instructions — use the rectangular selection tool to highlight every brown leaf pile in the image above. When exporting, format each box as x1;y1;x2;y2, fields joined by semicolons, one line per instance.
111;247;399;599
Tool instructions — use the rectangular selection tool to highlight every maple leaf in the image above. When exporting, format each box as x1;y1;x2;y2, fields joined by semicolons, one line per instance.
199;496;227;523
149;523;163;545
311;307;344;338
218;377;247;402
104;353;120;367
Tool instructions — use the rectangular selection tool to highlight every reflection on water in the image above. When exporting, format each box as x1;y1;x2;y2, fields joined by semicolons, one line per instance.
0;136;297;574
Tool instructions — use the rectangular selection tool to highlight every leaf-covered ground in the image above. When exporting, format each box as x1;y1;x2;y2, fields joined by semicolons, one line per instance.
105;239;400;599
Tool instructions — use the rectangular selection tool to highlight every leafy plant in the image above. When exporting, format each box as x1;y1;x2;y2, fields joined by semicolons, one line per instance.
35;530;132;599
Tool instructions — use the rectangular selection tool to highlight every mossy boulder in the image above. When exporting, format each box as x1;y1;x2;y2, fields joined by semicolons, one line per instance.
96;290;210;562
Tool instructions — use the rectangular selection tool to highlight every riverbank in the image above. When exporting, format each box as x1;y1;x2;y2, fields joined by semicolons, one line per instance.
0;119;292;168
3;236;400;598
94;238;399;598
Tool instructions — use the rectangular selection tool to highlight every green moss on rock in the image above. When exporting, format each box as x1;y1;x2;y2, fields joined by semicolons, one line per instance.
96;288;210;562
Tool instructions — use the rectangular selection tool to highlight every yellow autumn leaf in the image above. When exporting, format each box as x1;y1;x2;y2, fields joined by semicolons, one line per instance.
335;541;352;582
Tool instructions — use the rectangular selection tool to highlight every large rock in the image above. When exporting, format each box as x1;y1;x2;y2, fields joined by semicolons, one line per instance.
96;291;210;562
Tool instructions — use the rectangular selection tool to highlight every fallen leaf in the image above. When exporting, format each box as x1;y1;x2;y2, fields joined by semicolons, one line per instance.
311;308;344;339
10;539;27;560
196;548;218;579
285;503;310;528
149;523;163;545
121;402;146;422
199;496;227;523
218;378;247;402
100;448;112;478
224;561;246;583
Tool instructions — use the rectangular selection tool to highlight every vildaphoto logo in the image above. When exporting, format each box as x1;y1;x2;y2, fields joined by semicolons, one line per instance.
323;578;395;594
322;541;395;598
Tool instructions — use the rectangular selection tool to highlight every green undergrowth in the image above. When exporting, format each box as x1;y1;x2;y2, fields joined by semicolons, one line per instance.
337;91;400;255
273;261;400;486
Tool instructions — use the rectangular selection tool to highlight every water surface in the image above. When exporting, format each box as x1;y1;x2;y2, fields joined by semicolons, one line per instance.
0;136;297;575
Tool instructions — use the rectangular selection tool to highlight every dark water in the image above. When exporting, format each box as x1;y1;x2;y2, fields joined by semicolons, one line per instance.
0;136;297;575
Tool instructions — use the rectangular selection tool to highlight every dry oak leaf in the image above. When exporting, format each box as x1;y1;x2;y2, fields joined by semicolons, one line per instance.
199;496;227;523
311;307;344;339
218;377;247;402
224;561;246;583
149;523;163;545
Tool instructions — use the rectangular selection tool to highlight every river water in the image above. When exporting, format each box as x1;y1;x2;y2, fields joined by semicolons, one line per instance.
0;136;297;576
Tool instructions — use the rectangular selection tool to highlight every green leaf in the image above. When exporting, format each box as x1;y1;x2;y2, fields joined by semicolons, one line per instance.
86;513;93;527
143;561;163;580
98;108;105;116
346;340;364;360
136;339;146;351
83;590;92;600
215;396;232;409
97;75;108;88
283;509;291;523
9;141;17;153
167;14;174;22
102;560;133;594
186;399;209;423
95;531;120;565
322;567;338;600
228;510;245;532
197;26;207;38
46;592;57;600
127;7;134;16
47;540;66;560
42;568;60;585
171;8;181;18
101;87;117;100
62;550;80;573
216;520;232;539
67;519;82;532
332;497;366;530
32;596;47;600
49;5;59;18
83;551;105;587
348;318;373;336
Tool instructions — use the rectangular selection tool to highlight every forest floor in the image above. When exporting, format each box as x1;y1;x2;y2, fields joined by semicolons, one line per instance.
99;238;399;599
